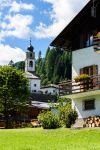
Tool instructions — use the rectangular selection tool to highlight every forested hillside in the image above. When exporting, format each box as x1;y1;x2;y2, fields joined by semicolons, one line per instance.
14;47;71;85
15;61;25;71
36;47;71;85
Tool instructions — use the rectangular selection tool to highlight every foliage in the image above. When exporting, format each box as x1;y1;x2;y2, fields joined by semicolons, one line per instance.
74;74;90;82
36;47;71;85
14;61;25;71
59;104;78;128
38;111;61;129
0;66;29;128
58;97;71;106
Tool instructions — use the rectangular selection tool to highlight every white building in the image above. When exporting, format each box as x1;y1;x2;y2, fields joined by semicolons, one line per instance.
25;40;41;93
40;84;59;95
51;1;100;127
25;40;59;95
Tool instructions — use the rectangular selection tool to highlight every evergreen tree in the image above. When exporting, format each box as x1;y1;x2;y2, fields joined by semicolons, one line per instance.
34;47;71;85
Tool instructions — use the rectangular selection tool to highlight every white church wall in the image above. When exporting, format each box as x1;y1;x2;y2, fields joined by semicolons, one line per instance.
30;79;41;93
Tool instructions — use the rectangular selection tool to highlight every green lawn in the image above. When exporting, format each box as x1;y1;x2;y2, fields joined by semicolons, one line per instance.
0;128;100;150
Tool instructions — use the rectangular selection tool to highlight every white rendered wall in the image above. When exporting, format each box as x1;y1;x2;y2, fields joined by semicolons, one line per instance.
30;79;40;93
72;46;100;119
72;95;100;118
72;46;100;79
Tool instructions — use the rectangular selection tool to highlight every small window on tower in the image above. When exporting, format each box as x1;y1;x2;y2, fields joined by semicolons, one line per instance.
29;61;33;67
30;53;32;58
34;84;36;87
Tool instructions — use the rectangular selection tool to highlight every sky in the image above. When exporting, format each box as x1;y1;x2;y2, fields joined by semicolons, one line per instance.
0;0;89;65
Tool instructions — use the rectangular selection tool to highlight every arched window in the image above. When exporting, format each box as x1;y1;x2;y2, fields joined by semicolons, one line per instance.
29;61;33;67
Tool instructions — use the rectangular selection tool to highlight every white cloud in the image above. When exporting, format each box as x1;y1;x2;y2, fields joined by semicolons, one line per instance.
0;0;12;8
33;0;89;39
0;44;25;65
0;0;34;11
9;1;34;13
0;0;34;41
0;14;33;40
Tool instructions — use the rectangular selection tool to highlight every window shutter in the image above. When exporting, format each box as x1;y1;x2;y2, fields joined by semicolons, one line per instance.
93;65;98;75
80;65;98;76
92;65;98;88
80;68;84;74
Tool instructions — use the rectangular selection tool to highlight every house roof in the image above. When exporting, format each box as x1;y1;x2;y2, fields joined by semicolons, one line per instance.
25;72;40;80
31;101;50;109
50;0;100;50
41;84;59;89
31;101;59;109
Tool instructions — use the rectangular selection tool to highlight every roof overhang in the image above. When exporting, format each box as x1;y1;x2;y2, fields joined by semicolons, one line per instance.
50;0;99;50
61;89;100;99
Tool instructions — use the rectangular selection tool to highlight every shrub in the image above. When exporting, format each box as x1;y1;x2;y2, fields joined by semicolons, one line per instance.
59;104;78;128
38;111;61;129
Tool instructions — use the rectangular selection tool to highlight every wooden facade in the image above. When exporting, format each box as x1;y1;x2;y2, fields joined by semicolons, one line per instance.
59;74;100;95
51;0;100;51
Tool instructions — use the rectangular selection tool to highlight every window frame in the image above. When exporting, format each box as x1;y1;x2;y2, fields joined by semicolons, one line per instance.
83;99;95;111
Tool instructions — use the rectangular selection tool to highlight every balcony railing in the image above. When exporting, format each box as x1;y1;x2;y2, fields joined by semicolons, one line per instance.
59;75;100;96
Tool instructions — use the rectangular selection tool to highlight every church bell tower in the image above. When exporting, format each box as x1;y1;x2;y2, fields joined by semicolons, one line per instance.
25;39;35;74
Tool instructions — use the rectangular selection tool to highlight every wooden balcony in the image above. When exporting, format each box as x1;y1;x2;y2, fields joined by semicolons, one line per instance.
59;75;100;96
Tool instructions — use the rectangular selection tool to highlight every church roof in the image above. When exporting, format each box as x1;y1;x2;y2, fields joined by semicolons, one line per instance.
25;72;40;80
27;45;34;52
27;39;34;52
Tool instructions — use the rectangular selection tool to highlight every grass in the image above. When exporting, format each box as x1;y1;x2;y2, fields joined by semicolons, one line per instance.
0;128;100;150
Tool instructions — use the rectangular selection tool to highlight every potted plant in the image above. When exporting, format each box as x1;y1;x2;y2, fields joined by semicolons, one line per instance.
74;74;91;91
74;74;90;82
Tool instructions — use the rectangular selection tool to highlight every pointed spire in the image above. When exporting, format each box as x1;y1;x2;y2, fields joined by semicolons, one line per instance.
30;37;32;46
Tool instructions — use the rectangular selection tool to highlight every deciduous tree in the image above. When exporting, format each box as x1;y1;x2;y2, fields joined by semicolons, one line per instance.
0;66;29;128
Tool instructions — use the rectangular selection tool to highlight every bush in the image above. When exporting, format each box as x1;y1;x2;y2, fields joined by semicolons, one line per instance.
59;104;78;128
38;111;61;129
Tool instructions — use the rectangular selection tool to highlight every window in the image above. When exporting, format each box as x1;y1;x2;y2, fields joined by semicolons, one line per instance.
83;99;95;110
30;53;32;58
80;65;98;76
29;61;33;67
34;84;36;87
45;90;48;94
32;90;36;93
53;90;55;93
80;65;98;90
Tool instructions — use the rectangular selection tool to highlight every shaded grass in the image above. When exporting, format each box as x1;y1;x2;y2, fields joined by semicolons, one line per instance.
0;128;100;150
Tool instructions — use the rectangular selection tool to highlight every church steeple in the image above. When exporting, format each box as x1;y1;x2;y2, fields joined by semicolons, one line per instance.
27;38;34;52
25;39;35;74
